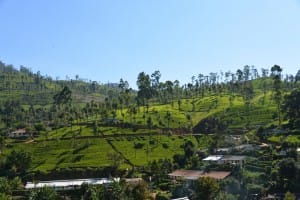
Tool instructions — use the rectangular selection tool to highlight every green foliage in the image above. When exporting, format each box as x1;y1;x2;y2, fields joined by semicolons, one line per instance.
0;177;11;194
279;158;297;181
5;149;32;174
194;177;220;200
124;180;149;200
134;142;144;149
53;86;72;105
29;186;57;200
284;191;296;200
156;192;170;200
282;88;300;128
216;192;238;200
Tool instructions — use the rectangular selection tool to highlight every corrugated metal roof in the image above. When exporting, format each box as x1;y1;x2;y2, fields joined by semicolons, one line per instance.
25;178;112;189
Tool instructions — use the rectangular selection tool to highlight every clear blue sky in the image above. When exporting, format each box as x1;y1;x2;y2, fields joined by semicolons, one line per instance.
1;0;300;87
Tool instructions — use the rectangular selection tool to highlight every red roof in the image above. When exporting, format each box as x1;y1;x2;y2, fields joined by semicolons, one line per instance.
169;170;230;180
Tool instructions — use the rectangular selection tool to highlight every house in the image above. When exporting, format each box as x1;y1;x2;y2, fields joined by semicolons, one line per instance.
168;169;203;181
168;169;231;182
234;144;256;151
220;155;246;166
203;155;247;166
224;135;242;145
9;129;31;138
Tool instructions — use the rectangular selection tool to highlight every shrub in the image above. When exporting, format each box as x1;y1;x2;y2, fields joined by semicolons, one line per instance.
162;143;169;149
149;140;155;145
134;142;144;149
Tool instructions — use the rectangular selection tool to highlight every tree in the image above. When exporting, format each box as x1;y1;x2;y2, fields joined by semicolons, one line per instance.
125;180;150;200
147;116;153;132
271;65;283;126
0;136;5;153
282;88;300;128
6;149;32;174
243;65;250;81
151;70;161;98
29;186;57;200
165;111;172;129
243;81;254;125
295;69;300;82
194;177;220;200
53;86;72;105
0;177;11;195
236;69;243;82
137;72;152;106
183;140;195;158
278;158;297;191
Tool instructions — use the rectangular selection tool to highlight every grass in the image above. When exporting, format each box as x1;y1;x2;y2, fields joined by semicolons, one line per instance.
109;135;199;166
268;135;300;144
5;138;114;173
3;134;208;172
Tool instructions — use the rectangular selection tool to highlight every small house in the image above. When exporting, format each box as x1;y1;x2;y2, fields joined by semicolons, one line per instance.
9;129;31;138
220;155;246;166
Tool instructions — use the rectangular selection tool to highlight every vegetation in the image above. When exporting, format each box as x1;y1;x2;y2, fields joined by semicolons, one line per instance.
0;62;299;199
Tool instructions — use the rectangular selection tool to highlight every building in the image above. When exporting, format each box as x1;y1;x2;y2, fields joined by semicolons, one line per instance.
171;197;189;200
234;144;256;151
203;155;246;166
220;155;246;166
9;129;31;138
168;169;231;181
25;178;113;191
216;147;232;154
202;155;223;164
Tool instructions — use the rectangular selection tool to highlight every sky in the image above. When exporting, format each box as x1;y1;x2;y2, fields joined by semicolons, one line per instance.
1;0;300;87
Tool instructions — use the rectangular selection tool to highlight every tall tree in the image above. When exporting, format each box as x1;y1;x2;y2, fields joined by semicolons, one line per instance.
243;81;254;125
271;65;283;126
137;72;152;106
151;70;161;99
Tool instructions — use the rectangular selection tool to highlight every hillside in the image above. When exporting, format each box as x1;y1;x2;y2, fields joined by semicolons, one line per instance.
0;61;122;106
0;63;299;199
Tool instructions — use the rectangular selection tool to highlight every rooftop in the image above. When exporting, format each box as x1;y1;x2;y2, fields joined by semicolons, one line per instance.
169;170;231;180
221;155;246;161
202;155;223;161
12;129;26;134
25;178;112;189
200;171;231;180
169;169;203;180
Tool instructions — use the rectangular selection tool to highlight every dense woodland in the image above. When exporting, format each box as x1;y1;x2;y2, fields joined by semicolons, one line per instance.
0;60;299;199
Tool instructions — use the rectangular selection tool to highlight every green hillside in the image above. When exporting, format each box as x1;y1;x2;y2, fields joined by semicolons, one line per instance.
0;63;300;199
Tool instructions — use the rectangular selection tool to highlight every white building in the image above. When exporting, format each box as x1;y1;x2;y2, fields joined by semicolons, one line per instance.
9;129;31;138
25;178;113;190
